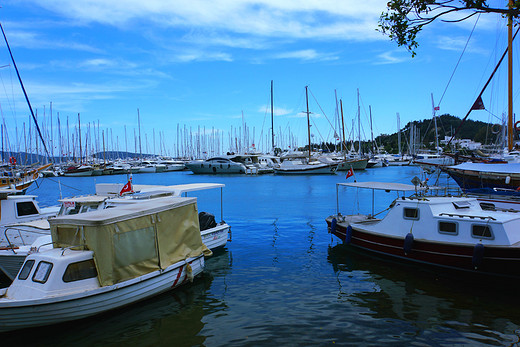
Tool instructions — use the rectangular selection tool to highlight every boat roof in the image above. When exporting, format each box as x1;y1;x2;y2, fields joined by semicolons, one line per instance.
59;195;108;204
338;181;444;192
447;162;520;173
4;219;50;230
49;196;197;226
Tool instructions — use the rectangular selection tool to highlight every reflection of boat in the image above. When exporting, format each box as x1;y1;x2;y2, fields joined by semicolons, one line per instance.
325;180;520;280
0;196;207;332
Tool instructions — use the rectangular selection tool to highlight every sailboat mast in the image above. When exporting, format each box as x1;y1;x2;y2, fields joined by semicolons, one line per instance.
431;93;439;153
271;80;274;153
340;99;347;157
508;0;514;151
305;86;311;162
357;89;361;155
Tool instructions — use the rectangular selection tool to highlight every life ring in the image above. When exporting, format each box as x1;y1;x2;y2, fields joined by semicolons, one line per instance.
8;156;16;165
491;123;501;134
515;121;520;132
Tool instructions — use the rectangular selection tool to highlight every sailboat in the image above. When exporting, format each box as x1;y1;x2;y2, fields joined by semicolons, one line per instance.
273;86;337;175
441;22;520;193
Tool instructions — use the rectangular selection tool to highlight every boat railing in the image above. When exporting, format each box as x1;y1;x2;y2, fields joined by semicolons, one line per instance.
3;225;48;248
438;213;496;221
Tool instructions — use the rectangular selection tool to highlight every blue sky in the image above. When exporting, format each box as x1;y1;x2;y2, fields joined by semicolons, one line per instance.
0;1;516;157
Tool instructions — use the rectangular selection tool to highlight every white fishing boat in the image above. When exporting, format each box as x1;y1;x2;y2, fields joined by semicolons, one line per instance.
326;180;520;280
0;196;207;332
0;182;230;281
0;190;59;248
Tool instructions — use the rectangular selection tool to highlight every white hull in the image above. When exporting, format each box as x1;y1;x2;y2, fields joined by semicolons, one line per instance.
274;164;336;175
0;255;204;332
201;223;230;250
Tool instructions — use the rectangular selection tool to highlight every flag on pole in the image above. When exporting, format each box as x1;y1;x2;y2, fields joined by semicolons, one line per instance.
434;106;440;111
346;167;354;179
119;178;134;196
470;96;485;110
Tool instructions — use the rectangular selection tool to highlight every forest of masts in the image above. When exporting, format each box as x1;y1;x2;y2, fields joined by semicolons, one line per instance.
0;104;305;166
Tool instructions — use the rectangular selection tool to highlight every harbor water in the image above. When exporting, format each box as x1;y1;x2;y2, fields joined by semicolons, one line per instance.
2;166;520;346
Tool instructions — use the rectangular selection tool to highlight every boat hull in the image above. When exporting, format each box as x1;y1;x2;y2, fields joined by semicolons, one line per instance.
0;255;204;332
443;167;520;190
326;216;520;279
274;164;337;175
201;223;230;250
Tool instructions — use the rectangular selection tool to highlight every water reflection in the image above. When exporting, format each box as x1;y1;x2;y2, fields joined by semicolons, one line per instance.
327;244;520;345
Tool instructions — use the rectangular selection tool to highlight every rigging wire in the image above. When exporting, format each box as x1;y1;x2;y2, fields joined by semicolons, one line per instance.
437;14;481;108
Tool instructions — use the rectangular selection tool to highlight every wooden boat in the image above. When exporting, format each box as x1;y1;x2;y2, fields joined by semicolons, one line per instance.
325;181;520;280
0;196;207;332
441;162;520;191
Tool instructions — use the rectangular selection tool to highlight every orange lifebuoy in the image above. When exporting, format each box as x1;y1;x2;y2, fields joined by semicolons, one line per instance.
8;156;16;165
515;121;520;132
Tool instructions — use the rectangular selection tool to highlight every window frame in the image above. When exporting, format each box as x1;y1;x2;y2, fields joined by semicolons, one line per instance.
403;207;420;220
32;261;53;284
438;221;458;235
471;224;494;240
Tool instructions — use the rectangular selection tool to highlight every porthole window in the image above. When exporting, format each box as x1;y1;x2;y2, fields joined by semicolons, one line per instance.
439;221;457;235
18;259;35;280
472;224;493;239
63;259;98;283
403;208;419;220
32;261;53;283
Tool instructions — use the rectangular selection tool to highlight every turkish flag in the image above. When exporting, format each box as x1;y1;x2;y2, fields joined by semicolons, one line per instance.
119;180;133;196
346;168;354;179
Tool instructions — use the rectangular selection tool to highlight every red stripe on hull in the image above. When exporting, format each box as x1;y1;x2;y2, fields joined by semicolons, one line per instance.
326;220;520;279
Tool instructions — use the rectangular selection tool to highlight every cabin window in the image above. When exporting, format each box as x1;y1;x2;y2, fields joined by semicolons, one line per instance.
403;208;419;220
18;259;35;280
439;221;458;235
32;261;53;283
16;201;39;217
63;259;98;283
472;224;493;239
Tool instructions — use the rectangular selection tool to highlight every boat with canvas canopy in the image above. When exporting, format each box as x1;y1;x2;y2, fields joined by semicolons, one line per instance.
0;196;208;332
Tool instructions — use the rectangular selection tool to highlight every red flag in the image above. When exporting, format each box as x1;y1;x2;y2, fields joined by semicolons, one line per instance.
119;179;133;196
434;106;440;111
346;168;354;179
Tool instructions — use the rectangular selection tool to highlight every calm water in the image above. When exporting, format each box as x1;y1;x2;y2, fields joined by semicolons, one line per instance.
2;166;520;346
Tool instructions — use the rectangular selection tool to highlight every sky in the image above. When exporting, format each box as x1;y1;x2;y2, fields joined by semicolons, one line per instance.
0;0;516;157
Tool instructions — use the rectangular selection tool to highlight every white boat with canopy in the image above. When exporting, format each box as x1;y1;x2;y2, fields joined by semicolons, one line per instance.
0;196;208;332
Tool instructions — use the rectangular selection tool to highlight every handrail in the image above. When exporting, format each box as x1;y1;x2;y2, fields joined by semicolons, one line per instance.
439;213;496;221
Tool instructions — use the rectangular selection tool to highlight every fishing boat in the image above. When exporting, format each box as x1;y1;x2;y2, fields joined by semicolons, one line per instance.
325;180;520;280
0;190;59;248
0;196;207;332
0;182;230;281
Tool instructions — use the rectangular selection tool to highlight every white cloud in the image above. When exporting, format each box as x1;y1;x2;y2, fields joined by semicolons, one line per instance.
374;50;409;65
26;0;388;41
274;49;339;61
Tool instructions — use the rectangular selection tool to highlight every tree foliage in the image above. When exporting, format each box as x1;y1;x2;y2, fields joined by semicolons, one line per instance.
379;1;520;56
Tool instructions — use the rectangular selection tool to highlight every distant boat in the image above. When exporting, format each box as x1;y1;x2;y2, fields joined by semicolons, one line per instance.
185;156;247;174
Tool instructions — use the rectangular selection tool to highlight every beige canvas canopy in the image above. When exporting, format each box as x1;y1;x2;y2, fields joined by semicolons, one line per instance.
49;196;204;286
